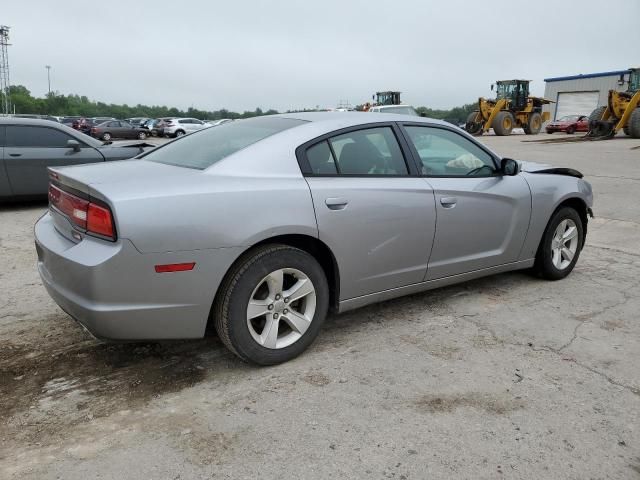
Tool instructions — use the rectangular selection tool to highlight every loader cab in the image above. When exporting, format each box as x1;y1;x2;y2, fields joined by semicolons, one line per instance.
628;69;640;93
495;80;530;110
374;91;402;106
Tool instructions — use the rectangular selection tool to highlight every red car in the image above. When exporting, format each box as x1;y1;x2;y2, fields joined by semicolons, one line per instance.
546;115;589;134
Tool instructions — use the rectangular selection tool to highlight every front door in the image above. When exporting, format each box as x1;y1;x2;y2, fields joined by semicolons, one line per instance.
302;125;436;300
401;124;531;280
4;125;103;196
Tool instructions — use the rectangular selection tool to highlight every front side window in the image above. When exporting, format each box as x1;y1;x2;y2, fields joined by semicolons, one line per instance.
404;126;496;176
6;126;75;148
146;116;307;170
324;127;408;175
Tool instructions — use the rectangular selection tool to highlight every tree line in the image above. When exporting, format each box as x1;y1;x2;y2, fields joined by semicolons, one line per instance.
3;85;278;120
2;85;475;124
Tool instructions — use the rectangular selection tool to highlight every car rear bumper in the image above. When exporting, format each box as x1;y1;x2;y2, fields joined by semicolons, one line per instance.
35;212;241;340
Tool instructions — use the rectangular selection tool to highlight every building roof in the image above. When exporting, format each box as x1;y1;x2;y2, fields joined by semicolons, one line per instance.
544;69;630;83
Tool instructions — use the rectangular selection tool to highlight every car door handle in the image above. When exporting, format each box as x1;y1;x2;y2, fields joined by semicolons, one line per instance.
8;153;22;157
440;196;457;208
325;197;349;210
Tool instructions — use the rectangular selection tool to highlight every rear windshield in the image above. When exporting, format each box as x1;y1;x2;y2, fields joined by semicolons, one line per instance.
380;106;418;116
145;116;307;169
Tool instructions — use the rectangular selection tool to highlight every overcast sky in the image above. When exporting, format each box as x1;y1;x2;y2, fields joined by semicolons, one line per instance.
3;0;638;112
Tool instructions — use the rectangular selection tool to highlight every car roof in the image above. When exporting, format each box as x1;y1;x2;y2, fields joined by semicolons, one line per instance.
267;111;447;128
0;117;65;127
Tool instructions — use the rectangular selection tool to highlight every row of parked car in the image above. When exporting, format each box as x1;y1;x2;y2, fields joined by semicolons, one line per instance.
7;114;233;141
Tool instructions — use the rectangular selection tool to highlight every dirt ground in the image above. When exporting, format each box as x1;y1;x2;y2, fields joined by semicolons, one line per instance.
1;133;639;479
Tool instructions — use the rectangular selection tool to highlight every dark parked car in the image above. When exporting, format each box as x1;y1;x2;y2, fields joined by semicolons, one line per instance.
546;115;589;134
90;120;149;141
0;118;149;200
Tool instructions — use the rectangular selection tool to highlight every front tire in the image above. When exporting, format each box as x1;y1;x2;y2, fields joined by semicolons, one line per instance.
137;131;147;140
533;207;584;280
566;126;575;134
175;130;185;137
214;245;329;365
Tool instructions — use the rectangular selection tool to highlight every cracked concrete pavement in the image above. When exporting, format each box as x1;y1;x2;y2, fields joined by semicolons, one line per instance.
1;133;639;479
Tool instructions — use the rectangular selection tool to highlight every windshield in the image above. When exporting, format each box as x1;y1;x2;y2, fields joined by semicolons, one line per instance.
378;106;418;116
495;82;517;100
145;116;307;170
629;71;640;92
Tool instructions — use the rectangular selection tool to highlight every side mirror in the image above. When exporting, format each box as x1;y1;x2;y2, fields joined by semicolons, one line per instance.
501;158;519;176
67;139;81;152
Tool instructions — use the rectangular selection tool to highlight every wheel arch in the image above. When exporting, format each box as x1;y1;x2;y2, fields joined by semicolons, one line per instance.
554;196;590;237
207;234;341;334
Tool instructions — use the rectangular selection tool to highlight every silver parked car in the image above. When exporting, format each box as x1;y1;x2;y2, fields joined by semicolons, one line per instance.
162;117;209;137
35;113;593;365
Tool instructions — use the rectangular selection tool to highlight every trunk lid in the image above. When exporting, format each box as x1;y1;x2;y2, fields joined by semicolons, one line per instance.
48;160;212;247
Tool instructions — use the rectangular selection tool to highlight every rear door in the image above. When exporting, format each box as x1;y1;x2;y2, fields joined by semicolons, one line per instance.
4;125;103;196
400;124;531;280
300;124;436;300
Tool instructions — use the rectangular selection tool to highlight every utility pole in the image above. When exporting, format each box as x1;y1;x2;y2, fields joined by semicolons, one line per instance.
0;25;11;115
46;65;51;95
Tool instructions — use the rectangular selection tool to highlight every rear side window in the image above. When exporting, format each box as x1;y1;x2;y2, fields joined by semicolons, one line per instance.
6;126;74;148
330;127;408;175
146;117;307;170
307;141;337;174
303;127;408;176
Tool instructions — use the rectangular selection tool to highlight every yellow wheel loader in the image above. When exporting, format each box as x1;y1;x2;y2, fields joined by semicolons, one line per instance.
588;68;640;138
465;80;552;136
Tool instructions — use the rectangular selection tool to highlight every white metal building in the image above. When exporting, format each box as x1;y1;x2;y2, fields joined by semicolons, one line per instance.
543;69;631;121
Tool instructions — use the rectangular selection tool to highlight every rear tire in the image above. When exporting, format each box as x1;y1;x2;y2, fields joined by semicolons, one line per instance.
532;207;584;280
465;111;483;136
102;132;112;141
175;130;185;137
214;244;329;365
493;111;514;136
566;126;575;134
526;112;543;134
137;131;147;140
628;108;640;139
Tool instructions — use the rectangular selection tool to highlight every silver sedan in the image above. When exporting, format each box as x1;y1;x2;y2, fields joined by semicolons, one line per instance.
35;113;593;365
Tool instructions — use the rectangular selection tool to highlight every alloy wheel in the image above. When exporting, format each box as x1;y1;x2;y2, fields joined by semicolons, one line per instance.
551;219;579;270
246;268;316;349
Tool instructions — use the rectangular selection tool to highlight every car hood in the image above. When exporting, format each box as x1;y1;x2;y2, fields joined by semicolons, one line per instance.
519;160;583;178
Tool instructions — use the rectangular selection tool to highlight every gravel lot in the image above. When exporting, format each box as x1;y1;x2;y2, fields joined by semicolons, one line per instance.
1;132;639;479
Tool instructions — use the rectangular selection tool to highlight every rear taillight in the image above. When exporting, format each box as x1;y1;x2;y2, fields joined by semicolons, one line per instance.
87;203;115;238
48;184;116;241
